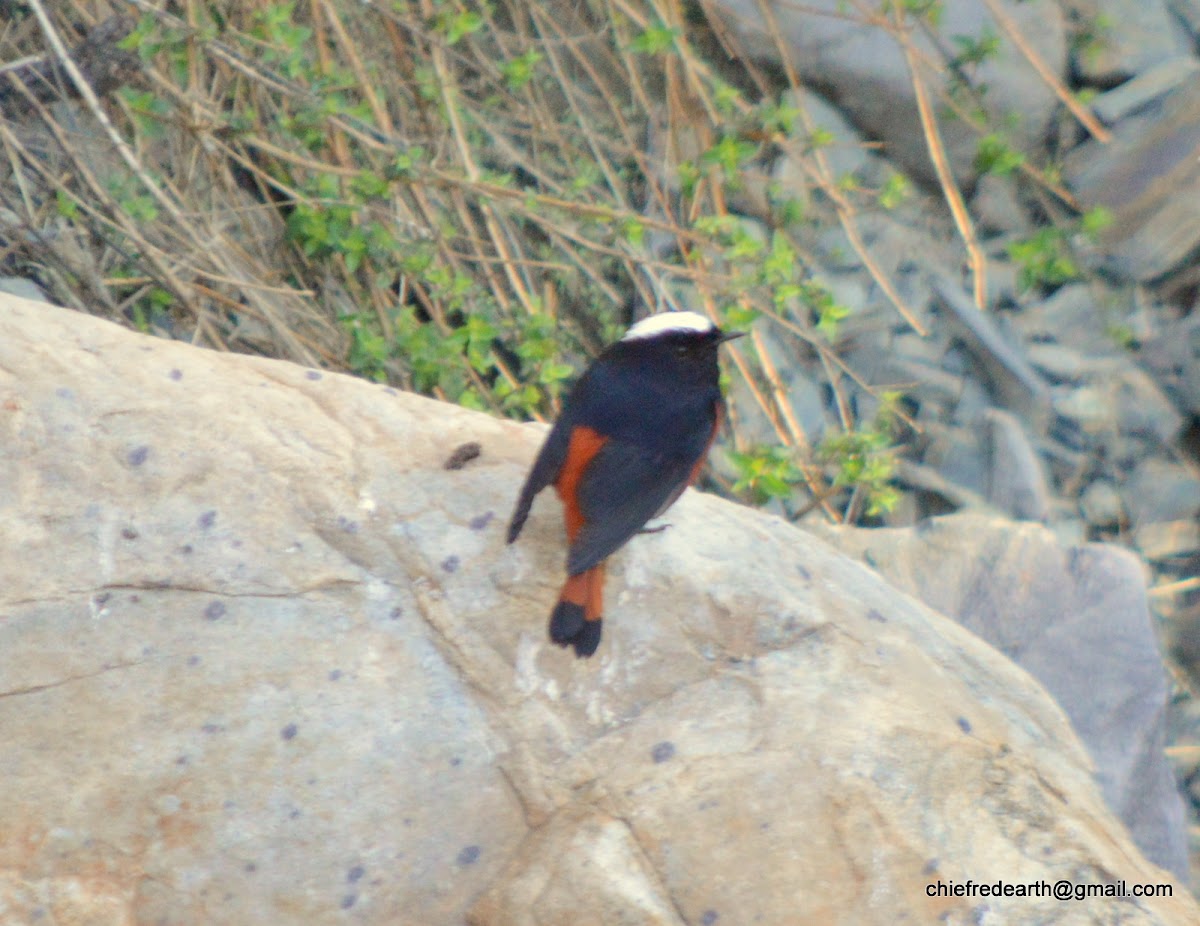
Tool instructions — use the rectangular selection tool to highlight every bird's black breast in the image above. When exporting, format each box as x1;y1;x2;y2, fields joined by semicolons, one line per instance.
564;342;720;462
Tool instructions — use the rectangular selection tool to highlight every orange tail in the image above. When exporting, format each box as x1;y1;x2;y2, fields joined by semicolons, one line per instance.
549;563;606;657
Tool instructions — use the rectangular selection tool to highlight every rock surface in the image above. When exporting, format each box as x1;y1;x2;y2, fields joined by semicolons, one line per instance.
813;514;1191;881
1;294;1197;925
1065;77;1200;282
710;0;1066;189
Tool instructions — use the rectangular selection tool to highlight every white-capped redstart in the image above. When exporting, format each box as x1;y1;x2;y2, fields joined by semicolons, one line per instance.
507;311;742;657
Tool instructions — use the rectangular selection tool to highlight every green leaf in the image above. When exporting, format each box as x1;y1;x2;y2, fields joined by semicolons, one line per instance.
622;219;646;247
442;9;486;45
879;173;911;210
816;302;851;341
502;50;542;90
974;134;1025;176
1080;205;1113;241
629;25;680;55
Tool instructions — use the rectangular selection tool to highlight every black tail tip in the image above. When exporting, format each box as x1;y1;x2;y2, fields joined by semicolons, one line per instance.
549;602;602;658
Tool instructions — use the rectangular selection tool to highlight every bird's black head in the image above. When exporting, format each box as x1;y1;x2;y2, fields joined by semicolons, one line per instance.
612;311;743;385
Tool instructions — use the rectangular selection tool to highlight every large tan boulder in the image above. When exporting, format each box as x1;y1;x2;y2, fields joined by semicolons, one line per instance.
0;294;1195;925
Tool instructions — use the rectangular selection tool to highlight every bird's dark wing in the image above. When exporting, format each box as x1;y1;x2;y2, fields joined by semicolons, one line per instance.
566;439;694;575
506;415;573;544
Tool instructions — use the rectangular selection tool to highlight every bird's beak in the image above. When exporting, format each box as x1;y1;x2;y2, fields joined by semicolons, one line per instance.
718;329;746;343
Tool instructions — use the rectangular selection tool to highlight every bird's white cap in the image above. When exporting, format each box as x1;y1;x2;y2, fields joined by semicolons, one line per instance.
621;311;715;341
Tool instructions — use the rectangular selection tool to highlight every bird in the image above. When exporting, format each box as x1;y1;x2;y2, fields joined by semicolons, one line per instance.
506;311;742;657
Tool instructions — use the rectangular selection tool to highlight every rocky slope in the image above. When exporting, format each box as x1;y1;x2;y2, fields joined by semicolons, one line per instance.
0;295;1195;925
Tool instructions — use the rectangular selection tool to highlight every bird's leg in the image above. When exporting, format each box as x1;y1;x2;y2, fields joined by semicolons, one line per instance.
637;522;671;535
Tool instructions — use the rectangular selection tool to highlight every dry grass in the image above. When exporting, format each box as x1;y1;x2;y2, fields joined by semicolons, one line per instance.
0;0;1088;520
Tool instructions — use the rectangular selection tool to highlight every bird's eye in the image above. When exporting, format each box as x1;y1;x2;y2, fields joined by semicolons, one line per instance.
675;344;689;356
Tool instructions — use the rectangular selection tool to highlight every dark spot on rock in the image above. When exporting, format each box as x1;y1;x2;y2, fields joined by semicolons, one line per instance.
306;370;322;380
337;516;359;534
180;544;193;555
95;592;111;605
231;539;243;549
866;608;886;623
340;894;357;910
701;911;719;926
202;723;223;734
244;862;257;874
176;755;189;765
957;716;972;734
347;865;365;883
130;594;140;603
204;601;226;621
402;818;412;827
281;723;298;741
187;655;200;667
922;858;939;876
128;445;150;467
864;551;878;568
198;510;217;529
795;564;811;581
56;387;74;399
469;511;494;531
289;809;301;820
384;387;398;396
651;741;675;763
443;441;482;470
121;526;139;540
329;669;342;681
441;555;460;573
449;756;462;767
389;607;403;621
456;845;481;866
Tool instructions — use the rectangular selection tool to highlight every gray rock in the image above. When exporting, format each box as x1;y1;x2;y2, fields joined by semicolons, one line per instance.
708;0;1066;189
971;173;1031;237
1135;520;1200;561
1080;479;1124;527
983;408;1052;521
723;321;829;451
923;423;990;500
0;276;50;303
1110;364;1185;443
1052;359;1183;448
881;355;964;422
1165;600;1200;692
984;257;1023;309
772;87;887;202
1049;517;1090;547
1141;312;1200;417
814;513;1192;882
1054;385;1113;433
1074;0;1190;85
1169;0;1200;39
1012;283;1129;357
1123;458;1200;527
1065;78;1200;282
934;276;1052;427
1027;342;1088;382
3;294;1197;924
1092;56;1200;124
